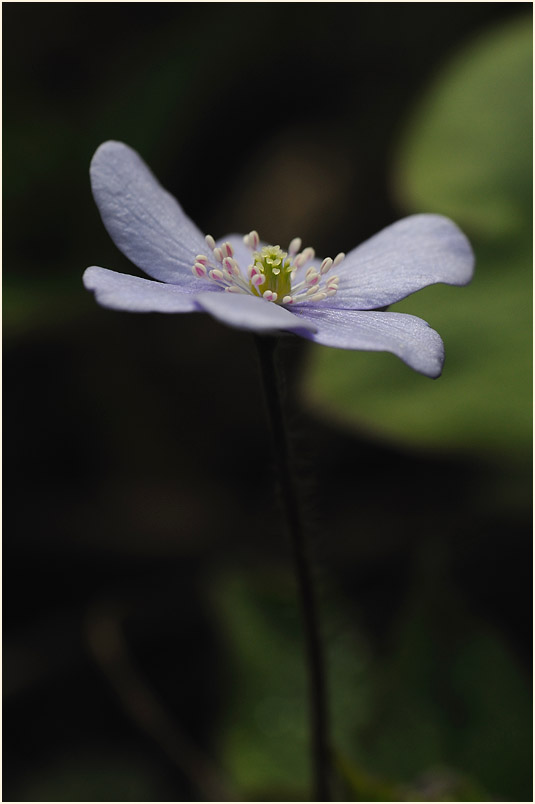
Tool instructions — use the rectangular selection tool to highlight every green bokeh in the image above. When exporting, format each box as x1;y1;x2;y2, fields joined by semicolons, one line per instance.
211;571;372;799
211;566;530;800
302;17;532;464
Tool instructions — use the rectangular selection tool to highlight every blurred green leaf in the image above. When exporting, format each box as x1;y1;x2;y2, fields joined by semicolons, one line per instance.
358;561;531;801
211;567;529;800
302;17;532;464
213;572;309;797
211;570;372;800
397;17;532;241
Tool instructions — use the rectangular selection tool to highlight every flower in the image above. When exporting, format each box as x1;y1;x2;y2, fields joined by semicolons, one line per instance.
84;141;474;378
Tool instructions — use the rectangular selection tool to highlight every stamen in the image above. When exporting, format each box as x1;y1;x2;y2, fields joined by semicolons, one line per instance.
192;263;207;278
263;290;278;302
244;230;260;250
193;229;342;307
288;237;302;255
309;291;327;302
223;257;240;276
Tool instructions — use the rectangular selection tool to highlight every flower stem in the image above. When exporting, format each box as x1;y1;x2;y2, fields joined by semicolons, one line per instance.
254;334;331;802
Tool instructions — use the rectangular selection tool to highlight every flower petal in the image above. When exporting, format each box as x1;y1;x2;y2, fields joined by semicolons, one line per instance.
194;291;318;334
292;306;445;377
323;214;475;310
90;141;208;287
83;266;201;313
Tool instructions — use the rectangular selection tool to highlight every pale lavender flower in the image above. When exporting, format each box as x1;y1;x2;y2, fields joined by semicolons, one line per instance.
84;141;474;378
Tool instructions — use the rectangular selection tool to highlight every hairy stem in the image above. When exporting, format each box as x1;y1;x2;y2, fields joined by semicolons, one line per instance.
254;334;331;802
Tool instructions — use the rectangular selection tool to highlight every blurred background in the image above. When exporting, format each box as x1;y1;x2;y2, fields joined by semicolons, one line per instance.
3;3;532;801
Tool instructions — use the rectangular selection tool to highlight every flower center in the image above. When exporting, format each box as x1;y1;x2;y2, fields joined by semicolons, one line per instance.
249;244;292;300
191;231;344;306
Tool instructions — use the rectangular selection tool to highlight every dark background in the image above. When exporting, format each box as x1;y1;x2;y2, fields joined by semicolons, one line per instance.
3;3;532;802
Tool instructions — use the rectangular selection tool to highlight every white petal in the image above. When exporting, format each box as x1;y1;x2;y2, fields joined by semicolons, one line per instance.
194;291;317;334
325;214;475;310
292;306;445;377
91;141;207;287
84;266;200;313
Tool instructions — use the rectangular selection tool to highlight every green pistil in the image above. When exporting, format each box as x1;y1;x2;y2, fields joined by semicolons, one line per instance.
251;245;292;299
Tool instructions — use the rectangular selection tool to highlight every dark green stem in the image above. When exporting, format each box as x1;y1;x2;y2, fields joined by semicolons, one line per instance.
254;334;331;802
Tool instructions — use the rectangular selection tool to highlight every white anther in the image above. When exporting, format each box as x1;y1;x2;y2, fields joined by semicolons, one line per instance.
195;254;209;266
252;273;266;287
225;286;243;293
213;247;223;263
205;234;216;250
245;230;259;250
309;291;326;302
333;252;345;267
294;247;314;268
305;267;318;280
320;257;333;275
326;289;337;297
288;237;302;255
209;269;225;281
305;285;319;295
262;290;278;302
192;263;207;278
222;241;234;258
223;257;239;276
282;295;294;304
